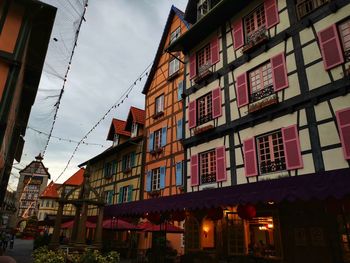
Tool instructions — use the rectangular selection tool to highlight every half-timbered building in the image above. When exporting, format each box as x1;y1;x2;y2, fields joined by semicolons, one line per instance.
167;0;350;261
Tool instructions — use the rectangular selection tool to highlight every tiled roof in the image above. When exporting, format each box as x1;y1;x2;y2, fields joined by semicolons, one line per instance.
130;107;145;125
40;182;60;199
107;119;130;140
63;168;85;186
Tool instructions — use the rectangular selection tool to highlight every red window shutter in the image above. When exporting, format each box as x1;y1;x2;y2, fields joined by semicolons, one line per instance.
212;87;222;119
271;53;289;91
232;20;244;50
190;154;199;186
264;0;279;29
211;36;220;64
336;107;350;160
236;72;249;107
188;100;197;129
216;146;227;182
282;125;303;170
189;54;197;79
243;138;258;177
318;24;344;70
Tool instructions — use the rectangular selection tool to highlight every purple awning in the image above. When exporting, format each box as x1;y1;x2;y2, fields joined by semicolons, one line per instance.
105;168;350;217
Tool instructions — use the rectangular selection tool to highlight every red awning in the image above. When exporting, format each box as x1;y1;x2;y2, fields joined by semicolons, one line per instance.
61;220;96;229
138;221;184;233
102;218;139;230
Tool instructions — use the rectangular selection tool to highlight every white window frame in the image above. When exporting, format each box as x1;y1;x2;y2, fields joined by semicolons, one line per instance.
131;123;138;137
154;129;162;150
113;134;119;146
152;168;161;191
155;95;164;114
121;186;129;203
169;58;180;77
170;27;181;44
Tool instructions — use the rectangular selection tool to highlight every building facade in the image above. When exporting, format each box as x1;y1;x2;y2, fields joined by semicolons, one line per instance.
0;190;16;229
0;0;56;203
167;0;350;262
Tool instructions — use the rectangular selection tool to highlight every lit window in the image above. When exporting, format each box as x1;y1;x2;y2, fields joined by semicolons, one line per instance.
257;131;286;174
197;44;211;73
131;123;138;137
153;129;162;150
249;62;273;102
200;150;216;184
244;5;266;43
339;19;350;61
152;168;161;191
169;58;180;76
170;27;181;44
197;92;212;125
155;95;164;114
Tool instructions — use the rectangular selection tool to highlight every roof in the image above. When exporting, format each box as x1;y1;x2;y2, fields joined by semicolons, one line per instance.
107;119;130;141
63;168;85;186
125;107;145;130
142;5;190;95
19;157;51;179
105;168;350;217
40;181;60;199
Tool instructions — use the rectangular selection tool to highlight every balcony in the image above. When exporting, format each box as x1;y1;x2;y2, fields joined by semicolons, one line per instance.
201;173;216;184
260;159;286;175
248;86;278;113
242;27;268;54
194;62;213;84
197;113;213;126
296;0;331;19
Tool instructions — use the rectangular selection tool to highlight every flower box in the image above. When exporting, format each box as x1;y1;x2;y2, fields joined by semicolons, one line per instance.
194;63;213;84
248;93;278;113
193;124;214;135
150;147;163;155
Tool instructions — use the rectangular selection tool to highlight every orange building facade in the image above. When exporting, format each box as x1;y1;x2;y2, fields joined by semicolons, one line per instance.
142;6;189;200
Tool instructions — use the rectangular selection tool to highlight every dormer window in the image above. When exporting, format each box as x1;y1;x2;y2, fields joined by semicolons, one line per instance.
113;134;119;146
131;123;138;137
197;0;210;20
170;27;181;45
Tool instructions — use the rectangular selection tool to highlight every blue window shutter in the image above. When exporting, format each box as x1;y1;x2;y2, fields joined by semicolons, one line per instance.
127;185;133;202
161;127;167;147
118;188;123;204
178;81;184;101
176;162;183;186
108;191;114;204
160;166;166;189
177;119;183;140
131;152;136;167
149;133;154;152
146;171;152;192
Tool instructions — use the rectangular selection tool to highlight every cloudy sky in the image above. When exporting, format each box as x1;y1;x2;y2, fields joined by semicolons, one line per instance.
8;0;188;190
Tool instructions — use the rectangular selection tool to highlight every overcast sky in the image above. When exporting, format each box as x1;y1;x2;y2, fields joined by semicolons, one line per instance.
8;0;188;190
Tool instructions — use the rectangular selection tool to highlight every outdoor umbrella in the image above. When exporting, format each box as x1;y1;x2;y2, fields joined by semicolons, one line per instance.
138;221;184;233
102;218;139;230
61;220;96;229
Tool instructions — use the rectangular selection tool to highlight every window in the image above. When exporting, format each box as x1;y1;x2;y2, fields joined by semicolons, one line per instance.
199;150;216;184
104;162;112;178
154;129;162;150
249;62;273;102
123;155;131;171
170;27;181;44
339;19;350;61
169;58;180;77
197;93;212;125
152;168;161;191
244;5;266;43
197;0;210;20
105;191;114;205
197;44;211;73
113;134;119;146
177;80;184;101
120;186;129;203
296;0;330;19
257;131;286;174
131;123;138;137
155;95;164;114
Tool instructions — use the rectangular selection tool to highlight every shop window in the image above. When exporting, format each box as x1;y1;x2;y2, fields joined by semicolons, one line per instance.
226;213;245;255
152;168;161;191
197;44;211;74
249;62;274;103
169;58;180;77
170;27;181;44
199;150;216;184
339;19;350;61
257;131;286;175
197;92;212;126
244;5;266;44
155;95;164;115
296;0;330;19
185;216;200;250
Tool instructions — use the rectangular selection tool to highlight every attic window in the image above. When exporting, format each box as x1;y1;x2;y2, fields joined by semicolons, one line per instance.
113;134;119;146
131;123;138;138
197;0;211;20
170;27;181;44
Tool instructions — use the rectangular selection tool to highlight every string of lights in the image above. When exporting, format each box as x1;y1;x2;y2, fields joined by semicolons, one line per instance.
27;126;107;148
53;61;152;183
42;0;89;157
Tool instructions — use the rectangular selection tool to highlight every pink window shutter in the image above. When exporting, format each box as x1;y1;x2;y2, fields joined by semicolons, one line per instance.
216;146;227;182
232;20;244;50
243;138;258;177
212;87;222;119
188;100;197;129
264;0;279;29
282;125;303;170
211;36;220;64
336;107;350;160
318;24;344;70
236;72;249;108
190;154;199;186
271;52;289;91
189;54;197;79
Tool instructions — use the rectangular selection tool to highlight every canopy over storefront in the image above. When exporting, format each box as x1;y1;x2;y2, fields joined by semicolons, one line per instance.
105;168;350;217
